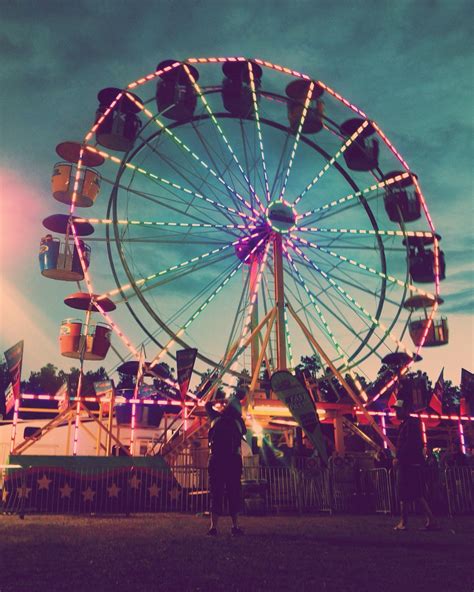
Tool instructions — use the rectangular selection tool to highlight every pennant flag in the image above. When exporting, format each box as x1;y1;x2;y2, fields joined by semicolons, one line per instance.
461;368;474;415
3;340;24;414
176;348;198;403
429;368;444;415
2;382;14;417
94;379;115;414
271;370;328;466
133;349;146;399
56;381;70;414
138;383;155;399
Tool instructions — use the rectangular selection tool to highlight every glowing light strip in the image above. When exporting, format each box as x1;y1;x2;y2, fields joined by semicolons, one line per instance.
17;393;474;420
76;218;251;230
298;227;434;239
182;63;263;208
68;222;142;360
72;398;81;456
21;393;194;406
130;349;145;455
282;241;346;361
280;81;315;201
284;305;294;369
380;414;388;449
148;238;264;369
229;241;271;376
296;173;411;221
459;420;466;454
98;233;258;300
316;80;367;118
371;121;410;172
287;238;417;359
293;234;436;300
293;120;369;206
9;398;20;453
188;56;247;64
247;61;271;207
421;420;427;448
85;145;257;222
252;59;311;80
124;92;256;214
127;62;181;90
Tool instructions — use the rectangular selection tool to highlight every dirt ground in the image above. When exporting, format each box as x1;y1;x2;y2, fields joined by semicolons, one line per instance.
0;513;472;592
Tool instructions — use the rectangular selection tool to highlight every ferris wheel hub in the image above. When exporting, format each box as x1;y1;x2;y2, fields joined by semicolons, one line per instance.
265;200;297;234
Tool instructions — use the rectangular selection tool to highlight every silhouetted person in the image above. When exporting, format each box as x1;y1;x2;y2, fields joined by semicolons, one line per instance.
392;399;438;530
205;393;246;536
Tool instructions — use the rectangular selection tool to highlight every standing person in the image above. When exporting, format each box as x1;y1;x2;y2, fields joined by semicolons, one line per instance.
205;393;246;536
392;398;439;531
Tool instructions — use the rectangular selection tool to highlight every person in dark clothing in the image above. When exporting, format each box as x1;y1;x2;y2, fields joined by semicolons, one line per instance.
392;398;438;530
205;393;246;536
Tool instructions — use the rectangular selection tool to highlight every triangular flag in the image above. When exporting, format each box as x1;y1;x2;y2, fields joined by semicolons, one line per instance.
429;368;444;415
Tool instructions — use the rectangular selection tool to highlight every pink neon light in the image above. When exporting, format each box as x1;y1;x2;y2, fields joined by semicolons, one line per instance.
421;420;427;447
127;62;181;90
72;399;81;456
9;398;20;453
316;80;367;119
458;421;466;454
371;121;410;170
380;414;388;449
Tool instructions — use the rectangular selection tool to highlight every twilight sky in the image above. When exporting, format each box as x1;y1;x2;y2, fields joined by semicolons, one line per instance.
0;0;472;385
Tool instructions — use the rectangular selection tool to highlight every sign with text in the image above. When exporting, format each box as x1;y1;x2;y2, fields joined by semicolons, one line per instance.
271;370;328;466
3;340;24;414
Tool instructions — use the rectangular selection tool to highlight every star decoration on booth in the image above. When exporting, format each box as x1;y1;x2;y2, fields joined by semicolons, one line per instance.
129;475;141;489
82;486;96;502
169;487;181;501
37;474;52;491
17;485;32;499
107;483;121;498
59;482;74;498
148;483;160;498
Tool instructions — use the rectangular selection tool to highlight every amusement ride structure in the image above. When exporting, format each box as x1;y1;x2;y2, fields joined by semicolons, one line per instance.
11;56;464;463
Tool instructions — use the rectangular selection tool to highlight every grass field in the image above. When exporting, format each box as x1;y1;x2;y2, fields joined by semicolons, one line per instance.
0;513;472;592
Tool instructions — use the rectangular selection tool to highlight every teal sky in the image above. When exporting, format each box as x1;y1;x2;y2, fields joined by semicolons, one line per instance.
0;0;472;386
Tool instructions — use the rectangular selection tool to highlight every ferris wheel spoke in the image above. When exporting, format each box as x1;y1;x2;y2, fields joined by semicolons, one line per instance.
151;234;270;369
291;233;436;301
279;81;315;202
247;61;271;208
270;132;292;201
102;175;241;233
125;92;256;216
138;133;252;227
282;241;349;364
286;268;374;356
117;252;236;307
99;233;258;301
87;145;258;224
292;120;370;207
296;172;411;223
189;121;254;216
286;238;416;359
183;62;264;210
298;226;434;240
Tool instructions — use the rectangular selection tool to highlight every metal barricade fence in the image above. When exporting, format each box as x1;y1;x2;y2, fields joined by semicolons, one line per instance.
2;463;472;517
445;466;474;516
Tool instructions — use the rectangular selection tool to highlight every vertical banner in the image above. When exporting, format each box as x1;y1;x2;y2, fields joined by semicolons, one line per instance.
461;368;474;415
176;348;198;402
94;379;115;414
271;370;328;466
57;381;70;414
4;340;24;414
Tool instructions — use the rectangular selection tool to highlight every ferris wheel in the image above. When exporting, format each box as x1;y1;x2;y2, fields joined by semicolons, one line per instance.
40;56;448;399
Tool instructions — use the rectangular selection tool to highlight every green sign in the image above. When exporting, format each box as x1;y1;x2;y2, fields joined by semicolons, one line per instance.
271;370;328;466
